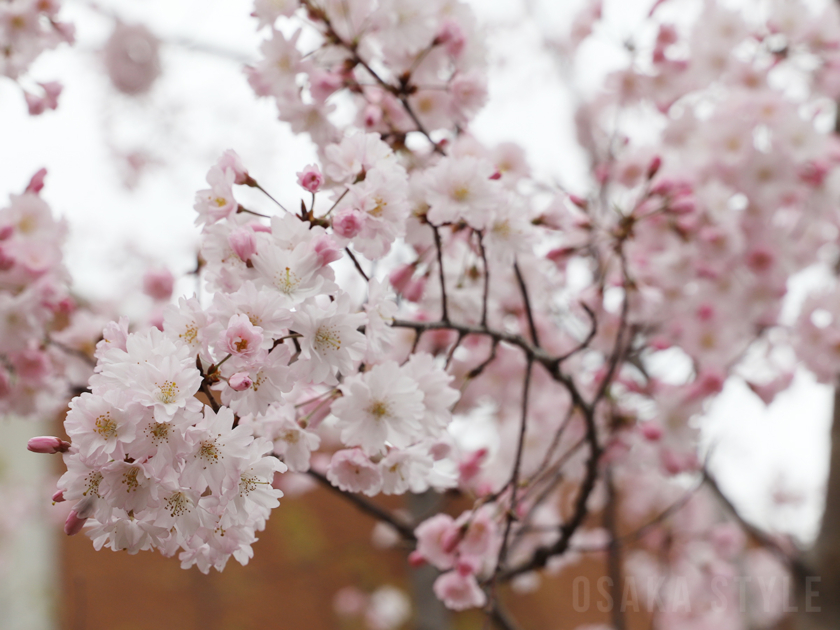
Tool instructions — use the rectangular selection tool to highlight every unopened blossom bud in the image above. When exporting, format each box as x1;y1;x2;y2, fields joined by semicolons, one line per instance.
408;550;427;568
429;441;451;461
403;277;426;303
647;155;662;179
669;196;695;215
0;224;12;240
142;268;175;301
436;20;466;57
64;511;88;536
52;490;65;503
40;82;62;110
639;421;663;441
25;168;47;194
218;149;250;185
27;436;71;454
332;208;364;239
229;372;253;391
568;194;588;208
362;104;382;129
64;497;96;536
310;70;344;103
441;528;462;554
228;228;257;262
456;557;479;576
389;263;415;293
458;448;487;483
297;164;324;193
24;91;48;116
313;235;341;266
0;247;14;271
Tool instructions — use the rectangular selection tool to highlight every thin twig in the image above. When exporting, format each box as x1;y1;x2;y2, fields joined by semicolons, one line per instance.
513;261;540;347
345;247;370;282
477;230;490;328
253;183;290;213
605;466;626;630
431;224;450;322
704;468;809;580
307;469;417;541
556;303;598;363
494;359;534;580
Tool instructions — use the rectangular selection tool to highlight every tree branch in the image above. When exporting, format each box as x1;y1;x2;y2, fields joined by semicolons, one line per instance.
307;469;417;542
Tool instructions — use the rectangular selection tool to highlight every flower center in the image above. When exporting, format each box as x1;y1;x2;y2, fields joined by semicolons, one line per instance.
275;266;301;295
156;380;179;404
95;413;118;439
314;325;341;352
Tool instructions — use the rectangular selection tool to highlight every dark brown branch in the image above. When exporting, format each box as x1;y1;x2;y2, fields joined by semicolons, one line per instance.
513;261;540;347
487;600;523;630
307;469;417;542
431;224;450;322
556;303;597;363
494;359;534;578
477;230;490;328
345;247;370;282
500;403;601;581
704;468;809;580
251;182;290;214
605;467;626;630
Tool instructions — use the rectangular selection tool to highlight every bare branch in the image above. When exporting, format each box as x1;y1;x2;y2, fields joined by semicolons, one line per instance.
307;469;417;542
345;247;370;282
513;261;540;347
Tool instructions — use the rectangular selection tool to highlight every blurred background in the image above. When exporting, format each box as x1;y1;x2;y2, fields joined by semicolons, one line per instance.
0;0;832;628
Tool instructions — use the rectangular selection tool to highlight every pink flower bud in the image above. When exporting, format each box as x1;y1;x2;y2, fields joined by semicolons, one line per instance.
0;225;13;240
647;155;662;179
40;82;62;110
52;490;65;503
441;528;462;554
142;268;175;301
568;194;588;208
436;20;466;57
310;70;344;103
639;421;663;441
0;247;14;271
218;149;250;185
24;91;47;116
313;235;341;266
25;168;47;194
332;208;364;239
429;441;451;461
228;228;257;262
64;511;88;536
229;372;253;391
456;556;480;576
746;247;775;273
408;550;427;568
389;263;415;293
13;348;50;381
403;277;426;303
362;104;382;129
27;436;71;454
297;164;324;193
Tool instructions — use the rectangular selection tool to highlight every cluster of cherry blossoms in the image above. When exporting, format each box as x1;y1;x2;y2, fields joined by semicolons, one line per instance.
1;0;73;114
0;171;95;419
22;0;840;626
247;0;487;147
